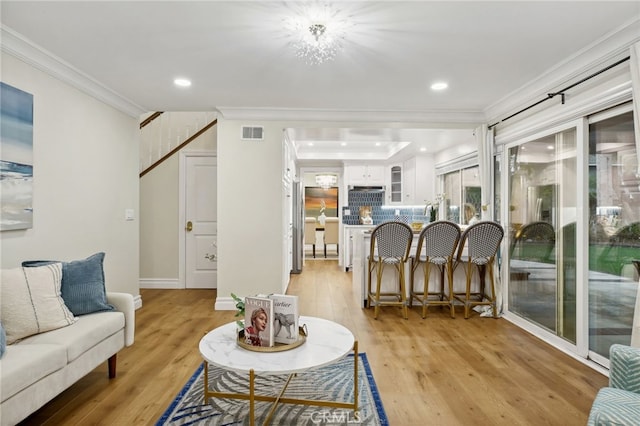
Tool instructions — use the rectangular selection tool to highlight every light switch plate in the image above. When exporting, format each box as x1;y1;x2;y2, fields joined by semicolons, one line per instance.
125;209;135;221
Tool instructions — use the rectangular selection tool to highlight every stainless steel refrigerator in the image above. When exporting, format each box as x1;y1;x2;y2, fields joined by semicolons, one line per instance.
291;180;304;273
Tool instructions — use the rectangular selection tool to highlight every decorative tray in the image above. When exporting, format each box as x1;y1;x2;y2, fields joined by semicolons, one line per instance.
237;324;308;352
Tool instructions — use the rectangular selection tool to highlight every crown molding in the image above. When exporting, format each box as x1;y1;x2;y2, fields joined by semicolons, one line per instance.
1;25;146;118
485;17;640;124
216;106;485;125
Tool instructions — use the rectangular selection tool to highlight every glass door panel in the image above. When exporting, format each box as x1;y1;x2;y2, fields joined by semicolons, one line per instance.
588;110;639;358
507;128;577;341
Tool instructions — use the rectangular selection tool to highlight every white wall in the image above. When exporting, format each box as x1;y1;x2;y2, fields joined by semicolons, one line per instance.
140;153;179;280
0;53;140;297
217;119;286;306
139;129;216;282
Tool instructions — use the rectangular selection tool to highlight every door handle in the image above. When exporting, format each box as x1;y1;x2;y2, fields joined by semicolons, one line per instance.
204;253;216;261
186;221;193;232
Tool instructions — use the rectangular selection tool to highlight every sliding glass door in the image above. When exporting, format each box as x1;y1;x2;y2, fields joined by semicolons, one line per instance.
588;109;639;359
504;105;639;364
507;127;577;342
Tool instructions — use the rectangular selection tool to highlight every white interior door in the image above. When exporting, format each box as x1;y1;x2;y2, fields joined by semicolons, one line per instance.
185;155;217;288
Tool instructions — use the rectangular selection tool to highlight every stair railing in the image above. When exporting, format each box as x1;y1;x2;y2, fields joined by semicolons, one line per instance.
139;111;217;178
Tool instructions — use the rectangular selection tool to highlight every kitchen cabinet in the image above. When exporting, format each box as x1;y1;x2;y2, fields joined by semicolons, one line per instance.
389;164;402;203
401;157;432;205
386;159;421;204
346;164;385;186
403;158;416;204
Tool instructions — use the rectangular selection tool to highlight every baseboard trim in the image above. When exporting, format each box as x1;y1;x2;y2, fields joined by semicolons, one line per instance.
215;296;236;311
139;278;182;289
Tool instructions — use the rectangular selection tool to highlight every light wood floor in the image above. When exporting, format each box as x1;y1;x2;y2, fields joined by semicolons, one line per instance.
21;259;607;425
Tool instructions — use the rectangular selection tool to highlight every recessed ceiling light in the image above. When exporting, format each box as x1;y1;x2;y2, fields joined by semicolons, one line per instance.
431;82;448;91
547;145;555;150
375;142;381;146
420;147;427;152
174;78;192;87
307;142;314;146
341;142;347;146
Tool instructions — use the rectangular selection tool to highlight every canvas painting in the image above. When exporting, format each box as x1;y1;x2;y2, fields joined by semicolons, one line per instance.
305;187;338;222
1;82;34;231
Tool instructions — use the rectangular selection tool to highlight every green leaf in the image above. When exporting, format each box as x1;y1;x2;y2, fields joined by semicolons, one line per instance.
230;293;245;317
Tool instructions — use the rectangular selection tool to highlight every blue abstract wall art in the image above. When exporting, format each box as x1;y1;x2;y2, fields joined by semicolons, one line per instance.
1;82;34;231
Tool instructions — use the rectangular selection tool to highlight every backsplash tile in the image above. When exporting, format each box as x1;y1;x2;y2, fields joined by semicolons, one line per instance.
342;190;428;225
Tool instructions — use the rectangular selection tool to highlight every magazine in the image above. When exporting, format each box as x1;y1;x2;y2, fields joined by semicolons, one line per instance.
269;294;299;345
243;296;274;347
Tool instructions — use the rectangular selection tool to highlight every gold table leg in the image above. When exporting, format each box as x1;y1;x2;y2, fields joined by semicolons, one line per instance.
202;341;360;425
249;369;255;426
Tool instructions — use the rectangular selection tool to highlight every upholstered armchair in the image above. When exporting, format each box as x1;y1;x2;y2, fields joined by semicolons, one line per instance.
588;344;640;425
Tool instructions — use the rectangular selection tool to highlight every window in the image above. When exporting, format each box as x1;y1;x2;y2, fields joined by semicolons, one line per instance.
442;165;481;225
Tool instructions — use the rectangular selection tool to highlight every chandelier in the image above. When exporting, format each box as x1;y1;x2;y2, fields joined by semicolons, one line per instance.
285;3;353;65
315;174;337;189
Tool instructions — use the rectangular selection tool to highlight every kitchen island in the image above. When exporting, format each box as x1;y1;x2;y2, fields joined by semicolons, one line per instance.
342;224;376;272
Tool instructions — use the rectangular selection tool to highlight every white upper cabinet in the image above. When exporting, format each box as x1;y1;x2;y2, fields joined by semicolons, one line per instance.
346;164;385;186
346;157;434;206
403;159;415;204
397;157;431;205
412;156;433;206
387;164;403;204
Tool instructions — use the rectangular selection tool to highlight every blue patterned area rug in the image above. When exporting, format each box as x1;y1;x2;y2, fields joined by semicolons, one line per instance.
157;353;388;425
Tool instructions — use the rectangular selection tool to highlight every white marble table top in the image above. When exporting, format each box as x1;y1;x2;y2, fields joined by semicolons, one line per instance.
199;316;355;375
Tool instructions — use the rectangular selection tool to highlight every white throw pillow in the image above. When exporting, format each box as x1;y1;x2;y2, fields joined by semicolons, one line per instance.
0;263;76;344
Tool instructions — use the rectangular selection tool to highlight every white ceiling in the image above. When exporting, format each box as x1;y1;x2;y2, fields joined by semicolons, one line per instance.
2;1;638;162
288;127;477;162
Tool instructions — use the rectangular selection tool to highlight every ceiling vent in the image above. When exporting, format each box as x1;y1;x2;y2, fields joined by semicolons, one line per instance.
241;125;264;140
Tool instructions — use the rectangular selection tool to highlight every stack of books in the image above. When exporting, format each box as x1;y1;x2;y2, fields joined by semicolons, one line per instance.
243;294;299;347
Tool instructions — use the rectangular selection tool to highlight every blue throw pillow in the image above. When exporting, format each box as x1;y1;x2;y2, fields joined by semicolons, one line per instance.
22;253;114;316
0;322;6;359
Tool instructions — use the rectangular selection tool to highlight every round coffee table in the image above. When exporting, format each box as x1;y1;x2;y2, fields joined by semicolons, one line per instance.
199;316;358;425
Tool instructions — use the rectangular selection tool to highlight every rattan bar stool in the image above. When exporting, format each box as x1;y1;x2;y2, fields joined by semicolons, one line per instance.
453;221;504;319
409;221;461;318
367;221;414;319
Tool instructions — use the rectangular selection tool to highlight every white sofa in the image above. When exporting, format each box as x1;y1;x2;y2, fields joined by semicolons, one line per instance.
0;292;135;425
